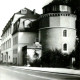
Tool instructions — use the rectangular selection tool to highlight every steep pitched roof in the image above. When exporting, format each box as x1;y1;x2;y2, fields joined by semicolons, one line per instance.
1;8;40;36
12;8;40;35
15;8;40;17
19;8;40;19
1;15;14;37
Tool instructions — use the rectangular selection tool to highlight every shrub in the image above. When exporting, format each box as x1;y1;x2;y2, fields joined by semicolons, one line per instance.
41;49;71;68
27;52;41;67
30;59;41;67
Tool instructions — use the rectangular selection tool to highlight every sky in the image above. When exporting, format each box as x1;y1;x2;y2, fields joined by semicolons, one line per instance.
0;0;53;37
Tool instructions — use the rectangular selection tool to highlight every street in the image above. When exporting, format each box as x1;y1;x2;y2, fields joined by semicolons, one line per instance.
0;65;80;80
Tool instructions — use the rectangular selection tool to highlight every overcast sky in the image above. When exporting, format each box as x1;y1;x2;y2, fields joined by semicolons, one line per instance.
0;0;53;37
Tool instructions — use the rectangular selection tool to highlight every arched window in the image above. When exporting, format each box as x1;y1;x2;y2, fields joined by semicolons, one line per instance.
63;44;67;51
63;30;67;37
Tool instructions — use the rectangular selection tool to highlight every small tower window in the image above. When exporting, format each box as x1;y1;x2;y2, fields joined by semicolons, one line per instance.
63;30;67;37
63;44;67;51
23;20;30;28
43;8;45;14
60;5;67;11
54;6;56;11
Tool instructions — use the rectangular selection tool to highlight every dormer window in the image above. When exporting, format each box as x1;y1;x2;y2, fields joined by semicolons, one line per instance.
47;7;49;12
43;8;45;14
17;21;19;27
21;9;27;14
23;20;30;28
53;6;56;11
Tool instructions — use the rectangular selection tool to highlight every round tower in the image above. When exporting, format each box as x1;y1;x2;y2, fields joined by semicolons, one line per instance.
39;0;76;54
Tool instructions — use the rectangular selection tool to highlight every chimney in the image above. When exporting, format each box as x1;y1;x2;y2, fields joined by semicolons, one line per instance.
33;9;36;14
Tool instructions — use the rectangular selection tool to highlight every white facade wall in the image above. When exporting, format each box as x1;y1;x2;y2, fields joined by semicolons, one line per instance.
18;32;37;65
18;32;37;44
12;32;37;65
40;28;76;54
50;16;76;29
1;14;25;64
40;14;76;54
1;28;13;63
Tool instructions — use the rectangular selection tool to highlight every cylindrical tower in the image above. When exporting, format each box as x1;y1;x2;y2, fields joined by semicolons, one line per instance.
39;0;76;54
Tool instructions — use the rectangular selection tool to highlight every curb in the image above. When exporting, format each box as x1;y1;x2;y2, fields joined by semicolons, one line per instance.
11;66;80;76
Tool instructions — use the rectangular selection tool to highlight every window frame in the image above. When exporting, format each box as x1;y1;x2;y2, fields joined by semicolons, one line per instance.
63;30;67;37
63;43;67;51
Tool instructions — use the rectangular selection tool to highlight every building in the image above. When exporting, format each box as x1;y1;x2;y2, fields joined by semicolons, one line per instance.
12;9;40;65
1;0;77;66
1;8;40;65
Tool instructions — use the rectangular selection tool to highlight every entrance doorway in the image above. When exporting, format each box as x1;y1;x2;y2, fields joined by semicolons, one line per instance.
22;46;27;65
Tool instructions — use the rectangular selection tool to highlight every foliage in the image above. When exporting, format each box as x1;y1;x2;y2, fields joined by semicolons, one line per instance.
27;52;41;67
29;59;41;67
73;39;80;69
41;49;71;68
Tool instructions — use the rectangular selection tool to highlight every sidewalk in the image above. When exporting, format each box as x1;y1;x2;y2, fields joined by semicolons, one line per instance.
12;66;80;75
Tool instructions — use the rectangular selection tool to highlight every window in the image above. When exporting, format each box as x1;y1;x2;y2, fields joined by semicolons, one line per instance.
8;39;11;48
47;7;49;12
9;56;10;59
54;6;56;11
9;39;11;48
13;49;17;54
13;36;18;45
43;8;45;13
5;55;6;60
6;41;7;49
63;44;67;51
21;9;27;14
23;20;30;28
3;42;6;50
53;6;54;11
6;41;8;49
60;5;67;11
10;27;11;34
63;30;67;37
13;58;17;65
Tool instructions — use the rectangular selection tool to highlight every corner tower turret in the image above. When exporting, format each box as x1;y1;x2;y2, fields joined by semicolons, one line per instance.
39;0;76;54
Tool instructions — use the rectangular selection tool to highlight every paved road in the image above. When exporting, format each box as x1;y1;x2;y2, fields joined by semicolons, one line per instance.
0;65;80;80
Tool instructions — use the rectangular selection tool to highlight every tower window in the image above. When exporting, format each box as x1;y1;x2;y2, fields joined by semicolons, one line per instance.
60;5;67;11
43;8;45;13
63;44;67;51
63;30;67;37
